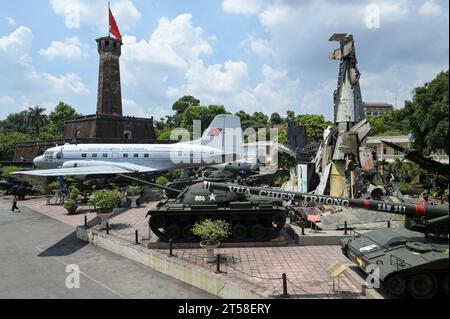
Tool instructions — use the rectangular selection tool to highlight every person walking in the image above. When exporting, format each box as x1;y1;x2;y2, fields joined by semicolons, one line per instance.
11;195;20;213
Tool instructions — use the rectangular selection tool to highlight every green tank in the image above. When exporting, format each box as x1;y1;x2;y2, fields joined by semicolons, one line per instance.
204;181;449;299
146;182;287;242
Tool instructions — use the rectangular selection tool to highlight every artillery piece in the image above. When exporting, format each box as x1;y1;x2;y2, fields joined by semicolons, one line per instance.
205;181;449;299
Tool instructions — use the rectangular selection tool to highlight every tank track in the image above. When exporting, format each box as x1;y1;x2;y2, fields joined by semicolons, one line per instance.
148;204;287;243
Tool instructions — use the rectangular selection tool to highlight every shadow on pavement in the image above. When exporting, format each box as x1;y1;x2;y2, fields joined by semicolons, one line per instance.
38;231;88;257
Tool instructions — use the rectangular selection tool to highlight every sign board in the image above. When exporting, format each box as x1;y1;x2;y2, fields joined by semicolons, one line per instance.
297;164;308;193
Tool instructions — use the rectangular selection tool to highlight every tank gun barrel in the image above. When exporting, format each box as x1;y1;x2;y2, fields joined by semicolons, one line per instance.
204;182;449;219
118;174;182;194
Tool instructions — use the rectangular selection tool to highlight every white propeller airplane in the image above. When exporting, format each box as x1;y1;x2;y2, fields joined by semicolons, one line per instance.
12;115;243;177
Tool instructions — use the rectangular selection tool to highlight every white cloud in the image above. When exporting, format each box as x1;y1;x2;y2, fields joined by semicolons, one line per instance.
0;96;15;112
0;26;89;118
121;14;214;98
39;37;89;60
5;16;16;26
222;0;268;15
241;35;273;58
50;0;141;31
167;60;249;102
419;0;443;17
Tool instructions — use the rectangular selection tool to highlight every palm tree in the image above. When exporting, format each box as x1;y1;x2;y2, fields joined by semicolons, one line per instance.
27;106;48;138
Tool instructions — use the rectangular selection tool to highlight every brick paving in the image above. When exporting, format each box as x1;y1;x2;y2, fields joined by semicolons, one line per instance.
3;196;364;299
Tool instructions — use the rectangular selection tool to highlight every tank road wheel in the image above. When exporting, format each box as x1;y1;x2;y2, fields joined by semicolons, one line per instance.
232;224;248;240
182;225;196;240
165;225;181;240
250;224;267;241
385;275;406;297
441;274;449;297
408;272;439;299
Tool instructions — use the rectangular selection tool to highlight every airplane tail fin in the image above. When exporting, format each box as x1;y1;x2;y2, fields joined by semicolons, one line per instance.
201;114;243;162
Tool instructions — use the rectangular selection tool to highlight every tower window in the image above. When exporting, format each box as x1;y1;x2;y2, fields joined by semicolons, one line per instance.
144;154;149;158
82;153;87;158
105;40;110;47
113;42;117;48
92;153;98;158
103;153;108;158
123;154;129;158
134;154;139;158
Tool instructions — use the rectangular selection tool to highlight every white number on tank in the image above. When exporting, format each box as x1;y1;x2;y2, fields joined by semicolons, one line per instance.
359;244;379;253
194;196;206;202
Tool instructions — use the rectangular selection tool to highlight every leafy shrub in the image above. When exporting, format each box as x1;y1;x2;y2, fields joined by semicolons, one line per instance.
155;176;169;186
63;199;77;209
89;189;123;213
192;219;231;245
69;187;80;200
127;185;142;196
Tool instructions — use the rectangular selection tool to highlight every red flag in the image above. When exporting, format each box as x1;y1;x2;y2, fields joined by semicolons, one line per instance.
109;8;122;42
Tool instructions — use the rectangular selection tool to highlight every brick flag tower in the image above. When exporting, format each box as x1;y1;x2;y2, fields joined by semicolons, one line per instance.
96;36;123;116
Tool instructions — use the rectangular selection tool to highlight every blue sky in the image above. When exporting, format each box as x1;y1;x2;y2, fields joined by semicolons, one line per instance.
1;0;448;122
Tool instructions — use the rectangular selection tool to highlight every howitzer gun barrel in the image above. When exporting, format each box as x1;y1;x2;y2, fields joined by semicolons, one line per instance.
204;182;449;219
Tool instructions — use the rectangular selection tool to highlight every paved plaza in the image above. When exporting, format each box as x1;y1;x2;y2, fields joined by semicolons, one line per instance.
1;195;364;299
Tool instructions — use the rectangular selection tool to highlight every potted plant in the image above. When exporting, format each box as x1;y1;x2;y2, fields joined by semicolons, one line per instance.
89;189;123;228
192;219;231;263
63;187;80;215
126;185;142;208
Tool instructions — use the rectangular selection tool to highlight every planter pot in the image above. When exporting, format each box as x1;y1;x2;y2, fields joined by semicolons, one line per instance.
65;206;78;215
200;241;220;263
128;195;140;208
97;210;114;229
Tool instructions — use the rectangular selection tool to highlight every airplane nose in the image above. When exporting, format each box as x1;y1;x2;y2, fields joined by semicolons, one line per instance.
33;156;43;168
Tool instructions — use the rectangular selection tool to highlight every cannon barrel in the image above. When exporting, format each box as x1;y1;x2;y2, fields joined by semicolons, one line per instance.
203;181;449;220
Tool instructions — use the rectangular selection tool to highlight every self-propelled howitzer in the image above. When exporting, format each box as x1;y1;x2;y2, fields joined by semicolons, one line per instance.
204;181;449;236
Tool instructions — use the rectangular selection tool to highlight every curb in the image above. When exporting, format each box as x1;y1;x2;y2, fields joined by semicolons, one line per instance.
76;226;266;299
342;265;385;299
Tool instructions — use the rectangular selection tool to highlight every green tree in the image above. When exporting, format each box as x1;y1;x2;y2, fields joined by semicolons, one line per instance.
47;102;81;138
286;110;296;121
270;112;283;125
367;111;409;137
234;110;253;131
296;114;332;140
172;96;200;114
26;106;48;138
0;132;30;160
0;110;30;135
403;70;449;155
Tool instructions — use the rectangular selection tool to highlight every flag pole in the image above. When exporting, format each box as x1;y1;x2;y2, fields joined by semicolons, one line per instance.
108;1;111;37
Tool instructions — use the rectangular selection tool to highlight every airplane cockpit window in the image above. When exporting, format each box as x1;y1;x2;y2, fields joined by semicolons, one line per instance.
92;153;98;158
44;151;55;159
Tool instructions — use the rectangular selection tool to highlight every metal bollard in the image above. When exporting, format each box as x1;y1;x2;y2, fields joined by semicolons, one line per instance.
387;220;391;228
281;273;290;298
106;222;109;234
301;222;305;235
84;215;87;227
216;254;221;273
169;239;174;257
344;221;348;235
135;230;139;244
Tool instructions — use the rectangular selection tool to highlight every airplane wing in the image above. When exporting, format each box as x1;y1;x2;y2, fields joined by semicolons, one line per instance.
11;161;157;177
